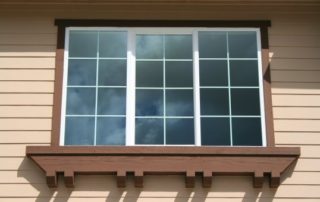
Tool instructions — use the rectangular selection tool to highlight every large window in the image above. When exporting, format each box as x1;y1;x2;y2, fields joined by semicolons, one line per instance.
60;28;266;146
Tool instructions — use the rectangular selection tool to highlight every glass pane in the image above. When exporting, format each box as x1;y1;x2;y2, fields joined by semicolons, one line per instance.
165;35;192;59
99;31;127;58
136;35;163;59
166;118;194;145
230;60;259;86
65;117;94;145
66;88;95;115
228;31;257;58
68;59;96;86
200;89;229;115
98;88;126;115
232;118;262;146
166;61;193;87
136;90;163;116
199;31;227;58
201;118;230;146
98;59;127;86
166;90;193;116
200;60;228;86
136;61;163;87
69;31;97;57
96;117;125;145
231;89;260;115
135;118;164;144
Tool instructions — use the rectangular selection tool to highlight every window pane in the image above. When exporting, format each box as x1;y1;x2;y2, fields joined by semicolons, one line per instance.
200;60;228;86
200;89;229;115
99;31;127;58
68;59;96;86
96;117;125;145
228;31;257;58
166;90;194;116
136;35;163;59
199;31;227;58
98;88;126;115
65;117;94;145
69;31;97;57
135;118;164;144
136;61;163;87
231;89;260;115
230;60;259;86
166;118;194;145
98;59;127;86
232;118;262;146
66;88;95;115
165;35;192;59
166;61;193;87
136;90;163;116
201;118;230;146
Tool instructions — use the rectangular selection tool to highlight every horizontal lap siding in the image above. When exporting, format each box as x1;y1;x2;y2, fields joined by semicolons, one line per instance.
0;7;319;201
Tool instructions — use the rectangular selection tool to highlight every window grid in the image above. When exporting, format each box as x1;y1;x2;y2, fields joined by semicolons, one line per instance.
61;28;266;146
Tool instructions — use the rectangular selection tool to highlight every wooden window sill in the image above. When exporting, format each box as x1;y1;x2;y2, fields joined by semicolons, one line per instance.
26;146;300;188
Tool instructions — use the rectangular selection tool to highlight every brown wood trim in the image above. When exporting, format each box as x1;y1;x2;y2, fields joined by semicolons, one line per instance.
260;26;275;146
27;146;299;188
26;146;300;156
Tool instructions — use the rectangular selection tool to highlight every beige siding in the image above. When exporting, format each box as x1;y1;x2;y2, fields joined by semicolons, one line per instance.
0;3;319;201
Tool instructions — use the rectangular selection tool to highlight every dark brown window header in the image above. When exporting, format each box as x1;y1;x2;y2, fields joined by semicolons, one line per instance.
54;19;271;49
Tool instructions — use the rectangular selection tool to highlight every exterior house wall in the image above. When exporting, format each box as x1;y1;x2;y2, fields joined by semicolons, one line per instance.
0;2;319;201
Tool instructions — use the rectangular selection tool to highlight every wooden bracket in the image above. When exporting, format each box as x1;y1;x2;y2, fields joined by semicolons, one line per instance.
46;170;57;188
270;172;281;188
253;171;264;188
202;171;212;188
64;170;75;188
134;171;144;188
117;171;126;188
185;171;195;188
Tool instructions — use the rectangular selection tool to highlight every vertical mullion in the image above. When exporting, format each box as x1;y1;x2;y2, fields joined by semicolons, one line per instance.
126;30;136;146
60;28;70;146
226;32;233;146
193;31;201;146
163;35;166;145
93;32;100;146
256;30;267;146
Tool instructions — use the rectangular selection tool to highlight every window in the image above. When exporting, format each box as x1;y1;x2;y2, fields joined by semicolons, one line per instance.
26;20;300;189
61;28;266;146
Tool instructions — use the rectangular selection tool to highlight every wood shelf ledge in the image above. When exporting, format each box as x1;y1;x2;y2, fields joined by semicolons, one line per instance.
26;146;300;188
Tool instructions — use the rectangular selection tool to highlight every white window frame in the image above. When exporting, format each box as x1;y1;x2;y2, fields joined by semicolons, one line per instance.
60;27;266;147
